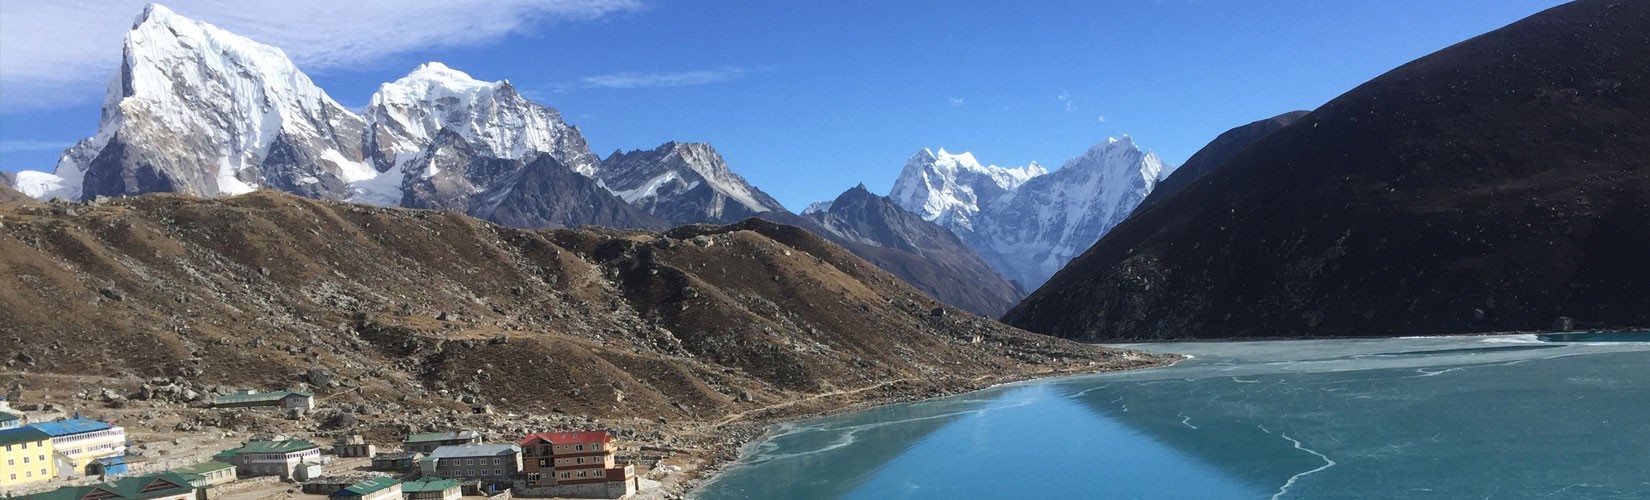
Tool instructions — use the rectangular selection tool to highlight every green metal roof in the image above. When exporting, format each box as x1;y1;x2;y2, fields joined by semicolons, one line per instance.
334;477;401;497
0;411;19;422
400;479;460;493
215;439;320;458
172;460;235;476
0;426;50;446
24;472;195;500
213;390;313;405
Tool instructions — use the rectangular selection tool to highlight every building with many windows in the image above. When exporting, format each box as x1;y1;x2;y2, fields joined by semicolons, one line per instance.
213;439;322;480
211;390;313;411
402;431;481;454
421;444;520;482
0;427;54;490
30;419;125;478
519;431;637;498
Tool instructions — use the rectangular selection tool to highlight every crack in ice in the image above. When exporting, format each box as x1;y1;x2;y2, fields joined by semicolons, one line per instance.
1272;433;1335;500
1177;412;1198;430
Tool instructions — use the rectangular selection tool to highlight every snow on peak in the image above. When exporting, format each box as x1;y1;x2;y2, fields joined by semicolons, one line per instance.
802;200;835;215
888;147;1045;229
365;62;596;177
20;2;369;200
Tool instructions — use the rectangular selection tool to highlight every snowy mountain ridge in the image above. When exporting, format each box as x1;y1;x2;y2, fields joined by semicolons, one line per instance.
890;136;1171;289
19;3;372;201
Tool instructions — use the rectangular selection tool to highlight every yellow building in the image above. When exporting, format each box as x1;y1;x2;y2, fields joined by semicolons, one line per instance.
0;427;55;490
32;419;126;477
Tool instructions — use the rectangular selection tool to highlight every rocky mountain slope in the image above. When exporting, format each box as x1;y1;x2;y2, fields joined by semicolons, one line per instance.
760;185;1024;317
0;192;1157;430
598;142;787;225
1136;110;1309;211
1006;0;1650;340
891;139;1170;289
0;181;35;206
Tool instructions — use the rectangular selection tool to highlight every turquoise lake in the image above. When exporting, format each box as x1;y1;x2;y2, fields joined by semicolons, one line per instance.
693;334;1650;499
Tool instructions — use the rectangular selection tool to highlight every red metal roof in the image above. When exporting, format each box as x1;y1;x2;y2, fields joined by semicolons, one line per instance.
520;431;612;446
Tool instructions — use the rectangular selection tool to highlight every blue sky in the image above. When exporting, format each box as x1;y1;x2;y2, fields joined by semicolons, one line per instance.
0;0;1567;210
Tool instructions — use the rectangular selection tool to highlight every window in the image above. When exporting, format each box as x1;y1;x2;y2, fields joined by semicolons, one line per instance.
492;458;500;465
6;459;11;466
576;457;584;464
8;474;15;480
577;471;586;478
575;444;584;451
560;472;570;479
493;469;501;476
22;456;28;464
592;444;601;451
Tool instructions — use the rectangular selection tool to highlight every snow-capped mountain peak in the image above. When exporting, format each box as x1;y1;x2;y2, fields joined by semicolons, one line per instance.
882;135;1173;290
597;141;786;225
888;147;1045;230
363;62;599;180
18;2;371;201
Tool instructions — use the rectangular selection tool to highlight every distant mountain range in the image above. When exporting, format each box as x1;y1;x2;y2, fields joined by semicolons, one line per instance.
1006;0;1650;340
889;138;1172;290
4;4;1040;317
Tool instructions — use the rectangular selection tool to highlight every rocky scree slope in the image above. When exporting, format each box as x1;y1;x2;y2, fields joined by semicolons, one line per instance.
0;192;1157;427
1006;0;1650;340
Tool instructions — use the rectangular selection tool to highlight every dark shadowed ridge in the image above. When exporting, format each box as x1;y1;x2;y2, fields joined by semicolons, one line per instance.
1138;110;1310;211
1006;0;1650;341
776;185;1025;317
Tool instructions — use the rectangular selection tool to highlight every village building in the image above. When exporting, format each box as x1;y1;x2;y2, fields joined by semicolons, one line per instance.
0;427;54;490
401;431;480;454
24;472;197;500
0;410;21;431
333;435;375;458
213;439;322;480
421;444;521;482
399;479;460;500
369;452;421;472
0;397;23;431
519;432;638;498
211;390;313;411
328;477;401;500
171;461;237;489
32;418;127;477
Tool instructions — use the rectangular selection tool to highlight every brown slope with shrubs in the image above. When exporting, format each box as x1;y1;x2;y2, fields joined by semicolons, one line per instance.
0;191;1162;429
1006;0;1650;340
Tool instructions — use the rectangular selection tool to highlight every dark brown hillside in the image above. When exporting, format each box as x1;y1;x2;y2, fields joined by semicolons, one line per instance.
1138;110;1309;211
757;185;1025;317
0;181;35;206
1006;0;1650;340
0;191;1162;451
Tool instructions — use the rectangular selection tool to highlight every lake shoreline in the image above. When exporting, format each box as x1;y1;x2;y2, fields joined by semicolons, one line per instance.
673;349;1182;498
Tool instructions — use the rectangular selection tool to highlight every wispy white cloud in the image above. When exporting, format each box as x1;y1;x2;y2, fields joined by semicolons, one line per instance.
1057;91;1073;111
0;140;72;153
1096;115;1106;123
0;0;642;112
581;67;752;89
949;97;965;107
